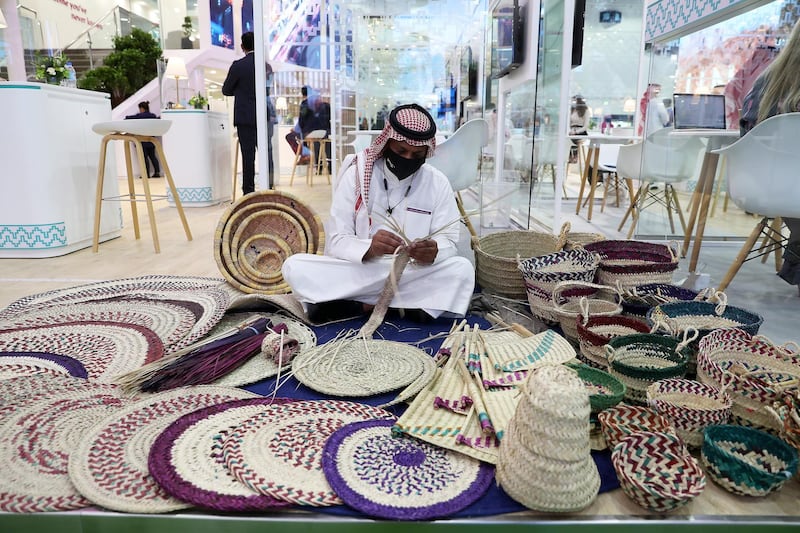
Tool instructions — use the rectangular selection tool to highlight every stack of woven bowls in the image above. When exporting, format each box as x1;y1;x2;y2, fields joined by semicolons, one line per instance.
214;191;324;294
496;365;600;512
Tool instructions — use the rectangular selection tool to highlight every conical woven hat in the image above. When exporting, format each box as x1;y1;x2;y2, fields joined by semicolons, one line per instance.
496;365;600;512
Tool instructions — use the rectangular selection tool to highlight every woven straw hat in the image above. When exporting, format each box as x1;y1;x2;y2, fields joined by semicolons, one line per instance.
68;385;257;513
496;365;600;512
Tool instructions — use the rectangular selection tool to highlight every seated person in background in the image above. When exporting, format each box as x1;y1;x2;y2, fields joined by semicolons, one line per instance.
282;103;475;323
568;97;590;163
285;121;310;164
740;19;800;290
125;101;161;178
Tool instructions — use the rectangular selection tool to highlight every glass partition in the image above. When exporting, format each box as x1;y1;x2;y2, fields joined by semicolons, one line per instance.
634;0;797;241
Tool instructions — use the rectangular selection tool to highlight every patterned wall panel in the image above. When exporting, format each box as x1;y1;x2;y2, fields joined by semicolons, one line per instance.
0;223;67;249
166;187;214;204
646;0;751;41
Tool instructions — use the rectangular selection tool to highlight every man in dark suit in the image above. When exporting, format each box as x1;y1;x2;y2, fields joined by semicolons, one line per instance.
223;31;260;195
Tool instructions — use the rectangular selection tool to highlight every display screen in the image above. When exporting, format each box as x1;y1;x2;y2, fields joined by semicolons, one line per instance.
210;0;234;49
491;0;525;78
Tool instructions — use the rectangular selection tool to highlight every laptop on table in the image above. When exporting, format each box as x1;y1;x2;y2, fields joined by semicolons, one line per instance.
672;93;727;130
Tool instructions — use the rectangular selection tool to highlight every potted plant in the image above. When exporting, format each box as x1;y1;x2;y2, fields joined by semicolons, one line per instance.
188;92;208;110
34;54;69;85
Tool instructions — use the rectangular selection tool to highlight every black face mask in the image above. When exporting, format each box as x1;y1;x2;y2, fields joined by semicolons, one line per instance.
385;149;425;180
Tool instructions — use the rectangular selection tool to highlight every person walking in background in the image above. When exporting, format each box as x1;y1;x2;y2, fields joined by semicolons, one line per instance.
223;31;260;195
740;19;800;290
637;83;669;136
125;101;161;178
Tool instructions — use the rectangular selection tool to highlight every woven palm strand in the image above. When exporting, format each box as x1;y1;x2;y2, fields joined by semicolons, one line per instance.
290;338;435;406
567;363;625;414
701;424;799;497
612;431;705;513
647;378;732;448
605;332;691;405
0;383;130;513
472;222;571;299
220;400;394;507
597;404;677;450
696;328;800;432
496;365;600;512
551;281;622;342
68;385;257;514
0;275;224;321
584;240;680;290
577;315;650;369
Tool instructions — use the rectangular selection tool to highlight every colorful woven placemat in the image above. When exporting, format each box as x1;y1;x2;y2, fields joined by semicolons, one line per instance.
0;321;164;382
0;352;88;380
484;329;576;372
148;397;296;512
291;339;436;399
0;382;130;512
0;374;95;418
210;313;317;387
0;299;197;355
0;275;224;320
68;385;257;513
221;400;393;507
321;418;494;520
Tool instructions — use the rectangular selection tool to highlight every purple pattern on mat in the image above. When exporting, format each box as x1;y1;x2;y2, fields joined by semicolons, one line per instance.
148;397;295;512
432;396;472;414
322;419;495;520
0;351;88;379
483;370;528;388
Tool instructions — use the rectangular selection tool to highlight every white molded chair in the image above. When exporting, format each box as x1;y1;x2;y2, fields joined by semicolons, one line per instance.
426;118;489;240
534;135;570;199
712;113;800;291
616;128;706;238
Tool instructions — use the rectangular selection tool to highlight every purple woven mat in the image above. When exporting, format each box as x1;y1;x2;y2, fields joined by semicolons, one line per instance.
322;419;495;520
0;351;88;379
148;397;295;512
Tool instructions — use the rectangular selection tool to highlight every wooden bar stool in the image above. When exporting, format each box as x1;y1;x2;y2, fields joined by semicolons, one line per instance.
91;119;192;254
299;129;331;186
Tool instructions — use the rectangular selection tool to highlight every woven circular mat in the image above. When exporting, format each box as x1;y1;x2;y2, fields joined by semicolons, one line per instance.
0;352;88;380
221;400;393;506
0;299;197;354
0;321;164;382
68;385;257;513
322;418;494;520
148;397;296;512
0;276;224;320
209;313;317;387
218;284;309;323
292;339;436;398
0;374;95;418
0;382;130;512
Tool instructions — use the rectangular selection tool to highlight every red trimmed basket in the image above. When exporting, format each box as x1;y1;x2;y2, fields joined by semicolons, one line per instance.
577;315;650;369
646;378;732;448
584;240;680;290
597;404;676;450
612;431;705;512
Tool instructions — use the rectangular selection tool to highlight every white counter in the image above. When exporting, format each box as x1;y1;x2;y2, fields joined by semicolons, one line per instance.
0;82;121;258
161;109;232;206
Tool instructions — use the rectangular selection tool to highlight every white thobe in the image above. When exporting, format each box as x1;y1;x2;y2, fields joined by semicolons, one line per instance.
282;156;475;317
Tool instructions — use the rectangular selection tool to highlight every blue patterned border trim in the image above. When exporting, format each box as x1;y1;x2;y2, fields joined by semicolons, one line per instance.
167;187;214;203
0;223;67;249
646;0;746;41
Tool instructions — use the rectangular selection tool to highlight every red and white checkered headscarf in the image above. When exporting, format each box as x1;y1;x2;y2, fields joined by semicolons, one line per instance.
354;103;437;213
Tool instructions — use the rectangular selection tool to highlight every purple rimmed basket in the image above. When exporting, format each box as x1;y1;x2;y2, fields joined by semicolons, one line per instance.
584;240;680;290
612;431;705;512
620;283;701;318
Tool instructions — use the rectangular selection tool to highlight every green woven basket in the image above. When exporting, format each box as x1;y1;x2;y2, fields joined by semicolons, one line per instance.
701;424;799;497
568;363;626;413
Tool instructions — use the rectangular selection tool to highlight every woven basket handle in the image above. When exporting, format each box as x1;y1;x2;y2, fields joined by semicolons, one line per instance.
605;343;616;364
711;291;728;314
667;240;680;262
555;221;571;251
676;327;700;352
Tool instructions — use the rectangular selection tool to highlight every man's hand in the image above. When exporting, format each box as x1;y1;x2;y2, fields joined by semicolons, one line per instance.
364;229;405;260
407;239;438;265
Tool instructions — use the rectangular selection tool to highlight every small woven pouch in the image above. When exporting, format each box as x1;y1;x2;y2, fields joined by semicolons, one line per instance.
577;315;650;369
701;424;799;497
696;328;800;432
566;363;625;414
605;331;692;404
646;378;732;448
584;240;680;290
597;404;676;450
612;431;705;513
551;281;622;343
